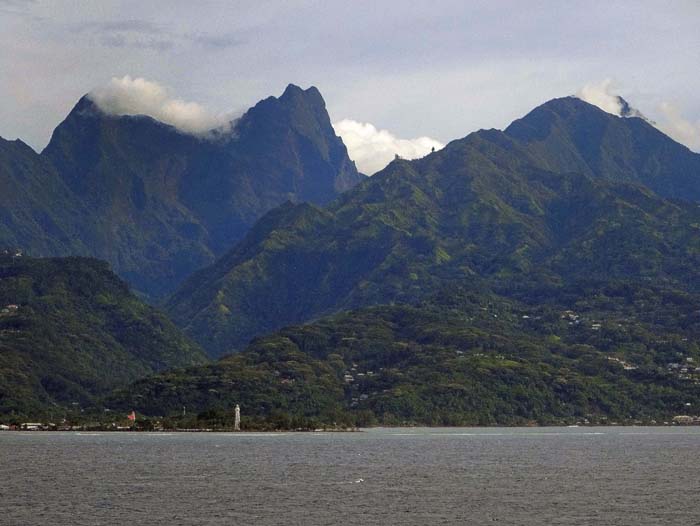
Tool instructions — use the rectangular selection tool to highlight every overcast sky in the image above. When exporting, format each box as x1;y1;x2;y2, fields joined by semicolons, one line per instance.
1;0;699;173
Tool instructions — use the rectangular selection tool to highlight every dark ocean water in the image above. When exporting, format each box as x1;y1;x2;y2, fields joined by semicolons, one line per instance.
1;427;699;525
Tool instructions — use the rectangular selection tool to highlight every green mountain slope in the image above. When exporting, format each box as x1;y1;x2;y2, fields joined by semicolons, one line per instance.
166;107;700;356
0;256;206;417
110;285;700;427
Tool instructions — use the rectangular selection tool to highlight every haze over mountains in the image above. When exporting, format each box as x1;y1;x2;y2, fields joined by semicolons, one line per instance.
2;83;700;423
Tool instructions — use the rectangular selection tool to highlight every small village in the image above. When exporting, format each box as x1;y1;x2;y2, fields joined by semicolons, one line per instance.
0;405;254;432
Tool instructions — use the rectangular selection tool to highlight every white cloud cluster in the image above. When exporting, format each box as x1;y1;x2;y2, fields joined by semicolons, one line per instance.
88;75;232;135
576;79;624;116
658;102;700;152
333;119;444;175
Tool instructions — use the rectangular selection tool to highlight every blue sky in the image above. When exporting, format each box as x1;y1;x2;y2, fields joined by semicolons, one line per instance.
1;0;699;173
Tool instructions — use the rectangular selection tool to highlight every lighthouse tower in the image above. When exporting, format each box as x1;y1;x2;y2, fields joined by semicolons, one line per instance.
234;404;241;431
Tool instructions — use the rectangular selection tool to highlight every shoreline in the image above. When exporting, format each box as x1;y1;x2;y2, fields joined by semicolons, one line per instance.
4;422;700;433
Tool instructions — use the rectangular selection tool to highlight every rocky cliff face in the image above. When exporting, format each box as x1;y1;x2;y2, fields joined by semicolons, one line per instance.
1;85;363;298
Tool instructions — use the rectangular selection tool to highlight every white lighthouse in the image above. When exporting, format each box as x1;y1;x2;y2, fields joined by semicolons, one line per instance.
234;404;241;431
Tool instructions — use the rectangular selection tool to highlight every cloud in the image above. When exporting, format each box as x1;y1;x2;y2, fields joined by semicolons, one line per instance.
576;79;648;120
189;33;242;49
333;119;444;175
0;0;41;20
576;80;699;152
77;19;176;50
88;76;234;135
99;33;174;51
657;102;700;152
0;0;36;7
76;19;241;51
92;19;163;34
576;79;624;116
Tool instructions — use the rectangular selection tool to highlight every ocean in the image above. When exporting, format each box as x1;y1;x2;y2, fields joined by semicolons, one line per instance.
1;427;699;525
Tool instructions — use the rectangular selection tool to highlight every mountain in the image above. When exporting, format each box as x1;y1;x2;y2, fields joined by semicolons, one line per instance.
0;84;363;298
110;285;700;427
6;91;700;423
505;96;700;201
0;255;205;418
166;98;700;356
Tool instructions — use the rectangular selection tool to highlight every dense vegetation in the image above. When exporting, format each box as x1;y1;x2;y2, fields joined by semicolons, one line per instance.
110;284;700;427
0;84;361;298
0;256;205;418
5;94;700;426
167;98;700;357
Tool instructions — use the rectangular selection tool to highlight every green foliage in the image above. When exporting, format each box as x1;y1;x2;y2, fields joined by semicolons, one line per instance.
151;98;700;425
110;284;700;426
7;95;700;426
0;256;206;418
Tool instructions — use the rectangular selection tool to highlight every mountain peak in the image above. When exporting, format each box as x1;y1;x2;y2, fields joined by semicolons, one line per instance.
515;95;647;123
280;83;324;105
504;95;656;143
244;84;329;126
63;93;178;130
537;95;604;115
503;97;595;142
503;95;700;202
269;84;328;120
57;95;102;124
234;83;362;200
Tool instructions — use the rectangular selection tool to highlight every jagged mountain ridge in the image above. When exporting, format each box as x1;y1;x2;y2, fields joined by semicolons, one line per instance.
0;84;363;298
166;96;700;357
